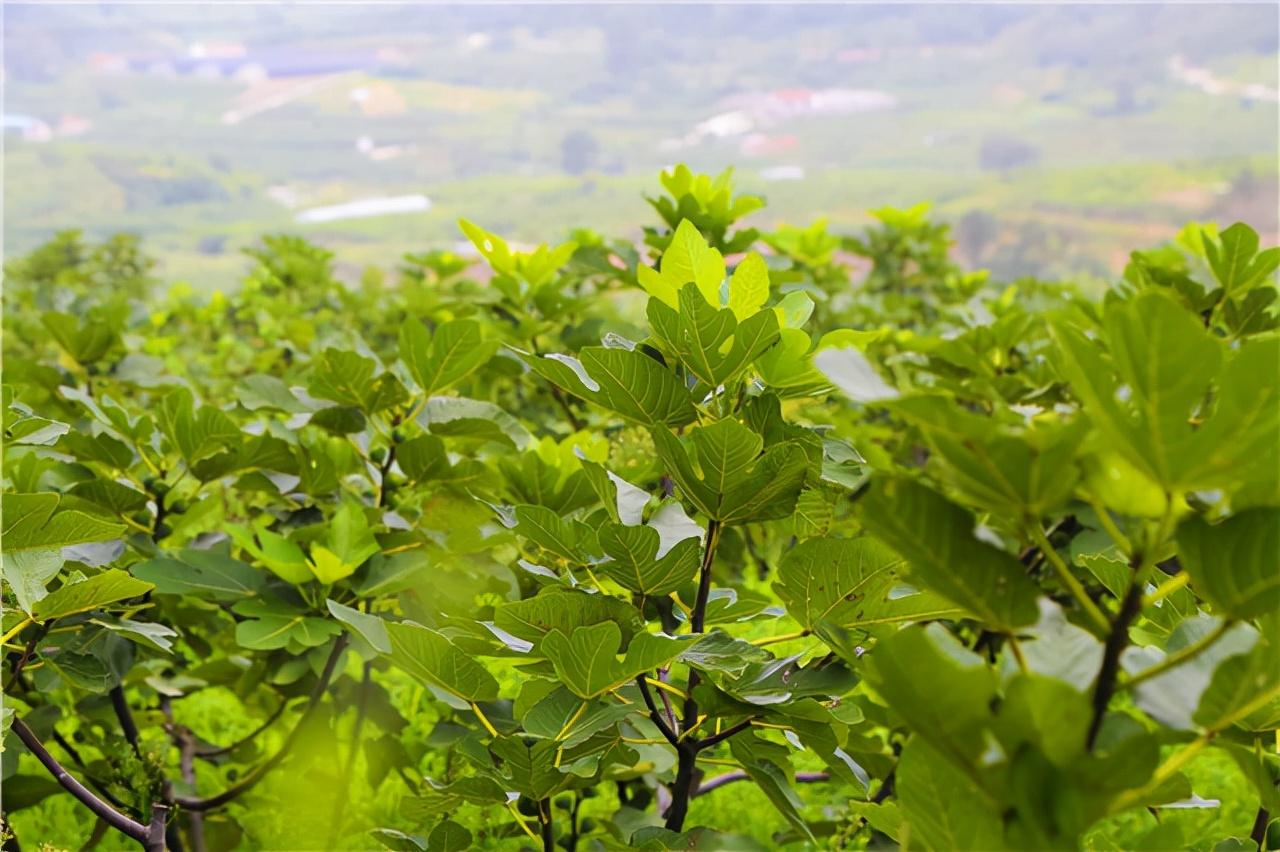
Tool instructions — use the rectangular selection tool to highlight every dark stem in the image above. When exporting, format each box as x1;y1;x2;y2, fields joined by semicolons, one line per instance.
174;635;348;812
530;334;585;431
660;474;674;499
635;677;680;747
1251;807;1270;846
376;445;397;508
656;669;678;732
144;803;169;852
49;729;134;815
871;768;897;804
695;717;754;751
663;518;723;832
4;622;51;692
50;729;88;771
1087;580;1144;749
566;791;581;852
163;818;186;849
10;717;149;843
663;745;698;831
164;822;186;852
689;520;721;636
680;520;722;729
695;770;828;798
538;798;554;852
191;700;287;758
326;661;373;846
549;385;585;432
110;686;141;757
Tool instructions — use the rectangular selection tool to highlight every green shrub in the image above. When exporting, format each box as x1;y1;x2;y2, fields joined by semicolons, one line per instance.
2;165;1277;851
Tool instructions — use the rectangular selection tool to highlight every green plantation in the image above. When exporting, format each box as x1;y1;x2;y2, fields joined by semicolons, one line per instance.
2;166;1278;850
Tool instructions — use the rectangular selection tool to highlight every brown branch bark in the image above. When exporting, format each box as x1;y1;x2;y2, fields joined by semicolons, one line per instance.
1087;581;1143;749
10;717;149;844
694;770;829;798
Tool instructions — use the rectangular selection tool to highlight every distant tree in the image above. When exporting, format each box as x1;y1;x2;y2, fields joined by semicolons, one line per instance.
1113;79;1137;114
956;210;999;264
198;234;227;255
561;129;600;176
979;134;1041;173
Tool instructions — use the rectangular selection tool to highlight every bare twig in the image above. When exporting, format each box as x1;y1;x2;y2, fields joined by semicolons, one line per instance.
174;635;349;812
110;686;141;757
191;701;287;758
695;770;829;797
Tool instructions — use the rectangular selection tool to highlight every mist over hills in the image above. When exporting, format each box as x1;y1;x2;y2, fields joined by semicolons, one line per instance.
5;3;1277;286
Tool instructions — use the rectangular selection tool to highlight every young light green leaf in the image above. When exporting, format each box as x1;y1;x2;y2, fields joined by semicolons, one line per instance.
727;252;770;321
227;524;313;585
636;219;725;309
756;328;825;394
312;501;380;583
1203;222;1280;298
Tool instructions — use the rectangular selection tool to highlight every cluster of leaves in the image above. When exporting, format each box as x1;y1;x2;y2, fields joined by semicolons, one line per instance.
2;164;1278;852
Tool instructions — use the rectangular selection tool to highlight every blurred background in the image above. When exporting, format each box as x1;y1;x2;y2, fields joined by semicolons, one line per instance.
4;3;1277;290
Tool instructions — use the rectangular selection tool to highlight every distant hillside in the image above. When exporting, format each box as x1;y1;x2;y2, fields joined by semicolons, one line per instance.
4;3;1277;288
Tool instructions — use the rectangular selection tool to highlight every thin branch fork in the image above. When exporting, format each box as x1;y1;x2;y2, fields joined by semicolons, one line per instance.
635;676;681;748
695;718;755;751
173;634;349;812
10;716;152;844
186;700;287;759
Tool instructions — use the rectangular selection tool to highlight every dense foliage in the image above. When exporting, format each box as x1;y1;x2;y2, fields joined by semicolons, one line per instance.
2;166;1278;851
